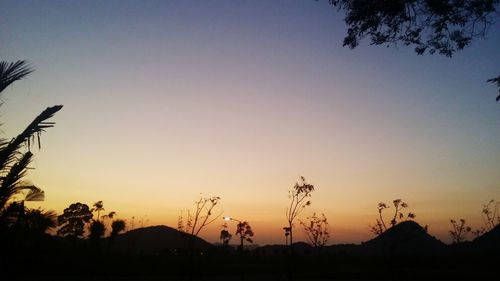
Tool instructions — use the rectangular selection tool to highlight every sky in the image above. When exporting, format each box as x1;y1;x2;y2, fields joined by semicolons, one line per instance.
1;0;499;245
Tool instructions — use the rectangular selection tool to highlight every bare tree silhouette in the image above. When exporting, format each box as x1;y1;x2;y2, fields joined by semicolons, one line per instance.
179;195;222;237
449;218;471;243
286;176;314;250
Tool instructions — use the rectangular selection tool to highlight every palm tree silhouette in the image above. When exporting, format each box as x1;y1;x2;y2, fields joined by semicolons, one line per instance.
93;201;105;222
0;60;62;211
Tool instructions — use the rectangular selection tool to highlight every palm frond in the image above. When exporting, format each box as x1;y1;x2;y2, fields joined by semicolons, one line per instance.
0;152;33;210
0;60;34;94
0;105;63;172
23;186;45;201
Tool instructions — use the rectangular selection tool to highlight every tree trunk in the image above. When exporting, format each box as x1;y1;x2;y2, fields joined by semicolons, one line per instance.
239;236;244;253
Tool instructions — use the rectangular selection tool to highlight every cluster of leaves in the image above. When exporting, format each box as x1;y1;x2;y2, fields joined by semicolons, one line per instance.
369;199;416;235
487;75;500;101
300;212;330;247
329;1;499;101
329;0;499;57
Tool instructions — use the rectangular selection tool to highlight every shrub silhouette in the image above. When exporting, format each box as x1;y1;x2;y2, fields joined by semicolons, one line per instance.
111;219;126;237
89;220;106;240
300;212;330;247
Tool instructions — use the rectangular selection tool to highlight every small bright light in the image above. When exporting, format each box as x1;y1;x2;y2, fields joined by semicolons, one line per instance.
223;216;231;221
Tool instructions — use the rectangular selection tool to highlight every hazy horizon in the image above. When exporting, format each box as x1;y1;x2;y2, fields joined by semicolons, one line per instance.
1;0;499;245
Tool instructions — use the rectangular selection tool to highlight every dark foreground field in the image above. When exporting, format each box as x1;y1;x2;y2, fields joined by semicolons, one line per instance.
2;221;499;280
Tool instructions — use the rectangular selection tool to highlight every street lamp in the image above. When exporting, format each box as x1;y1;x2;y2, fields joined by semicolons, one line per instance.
223;216;241;222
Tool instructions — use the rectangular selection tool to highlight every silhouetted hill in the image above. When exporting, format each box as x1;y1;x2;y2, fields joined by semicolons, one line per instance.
360;221;446;255
112;225;212;254
471;224;500;253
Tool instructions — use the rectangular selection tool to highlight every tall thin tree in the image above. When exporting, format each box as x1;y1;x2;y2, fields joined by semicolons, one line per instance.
286;176;314;250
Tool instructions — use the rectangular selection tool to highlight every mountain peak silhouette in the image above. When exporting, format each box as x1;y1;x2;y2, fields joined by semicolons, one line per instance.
361;221;445;255
112;225;212;254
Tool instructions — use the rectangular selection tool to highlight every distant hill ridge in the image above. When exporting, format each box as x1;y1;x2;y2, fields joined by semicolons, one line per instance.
108;221;500;255
112;225;212;253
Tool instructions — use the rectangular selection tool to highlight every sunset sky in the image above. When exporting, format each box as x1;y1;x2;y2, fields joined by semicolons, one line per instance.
1;0;499;244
